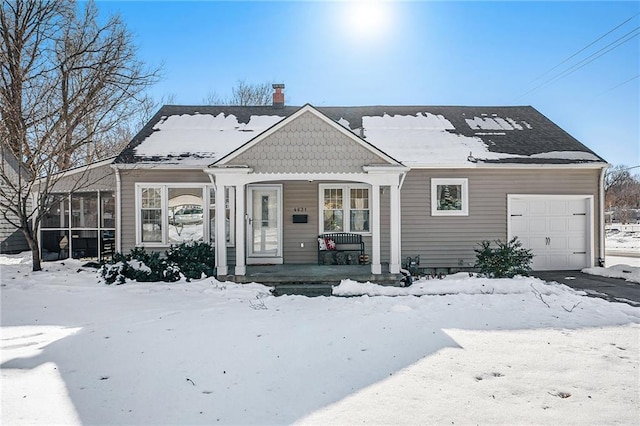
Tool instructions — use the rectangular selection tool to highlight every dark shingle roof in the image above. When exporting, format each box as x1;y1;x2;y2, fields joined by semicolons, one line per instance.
114;104;606;165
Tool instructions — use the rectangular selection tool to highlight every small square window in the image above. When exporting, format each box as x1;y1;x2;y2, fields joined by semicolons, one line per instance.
431;178;468;216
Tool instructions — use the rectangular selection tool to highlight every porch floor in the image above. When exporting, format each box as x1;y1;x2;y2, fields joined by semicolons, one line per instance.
221;263;404;296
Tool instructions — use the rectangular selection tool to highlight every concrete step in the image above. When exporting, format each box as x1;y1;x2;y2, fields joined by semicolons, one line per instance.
271;283;335;297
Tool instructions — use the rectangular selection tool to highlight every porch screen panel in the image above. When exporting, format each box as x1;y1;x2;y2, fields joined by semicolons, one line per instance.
323;188;343;232
141;187;162;242
71;193;98;228
101;192;116;228
42;194;69;228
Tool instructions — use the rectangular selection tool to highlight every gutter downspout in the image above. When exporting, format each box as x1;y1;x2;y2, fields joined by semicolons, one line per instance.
112;166;122;253
599;165;608;267
397;170;408;271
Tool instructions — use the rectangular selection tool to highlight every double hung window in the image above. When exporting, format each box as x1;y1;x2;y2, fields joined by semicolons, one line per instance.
320;184;370;233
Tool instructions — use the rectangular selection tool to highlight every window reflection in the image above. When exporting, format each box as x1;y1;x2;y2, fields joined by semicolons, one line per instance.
168;188;203;244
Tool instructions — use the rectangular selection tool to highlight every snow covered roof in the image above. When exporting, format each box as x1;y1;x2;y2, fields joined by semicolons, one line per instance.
114;105;605;167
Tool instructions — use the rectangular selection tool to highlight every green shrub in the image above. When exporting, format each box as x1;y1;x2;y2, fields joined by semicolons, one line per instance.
166;241;215;281
474;237;533;278
100;247;181;285
100;242;215;284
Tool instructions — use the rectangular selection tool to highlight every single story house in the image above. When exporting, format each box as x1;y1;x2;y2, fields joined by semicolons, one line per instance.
39;85;609;280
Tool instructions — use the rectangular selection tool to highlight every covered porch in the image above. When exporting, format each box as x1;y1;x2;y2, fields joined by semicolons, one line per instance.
207;167;408;280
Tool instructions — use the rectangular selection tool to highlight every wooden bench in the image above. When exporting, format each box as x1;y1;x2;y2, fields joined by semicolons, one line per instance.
318;232;365;265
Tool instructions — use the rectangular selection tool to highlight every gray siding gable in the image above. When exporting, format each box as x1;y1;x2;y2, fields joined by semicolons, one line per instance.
222;108;399;174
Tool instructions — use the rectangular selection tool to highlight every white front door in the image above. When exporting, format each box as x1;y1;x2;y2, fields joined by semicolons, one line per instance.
508;195;593;271
247;185;283;264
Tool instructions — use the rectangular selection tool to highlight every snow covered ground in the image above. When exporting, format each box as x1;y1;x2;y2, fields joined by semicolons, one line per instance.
605;229;640;268
1;254;639;425
606;228;640;252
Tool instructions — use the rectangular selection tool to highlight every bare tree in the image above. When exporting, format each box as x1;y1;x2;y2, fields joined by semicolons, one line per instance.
229;80;272;106
203;80;273;106
0;0;160;270
136;92;177;130
605;165;640;223
202;90;223;105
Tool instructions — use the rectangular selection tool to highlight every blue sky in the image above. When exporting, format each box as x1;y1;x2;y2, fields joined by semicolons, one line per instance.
97;1;639;168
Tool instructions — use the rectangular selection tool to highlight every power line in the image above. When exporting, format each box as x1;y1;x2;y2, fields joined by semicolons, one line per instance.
540;27;639;86
514;26;640;100
529;12;640;84
598;74;640;96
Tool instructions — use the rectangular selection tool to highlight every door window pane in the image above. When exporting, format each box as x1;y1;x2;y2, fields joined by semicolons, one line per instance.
251;189;278;255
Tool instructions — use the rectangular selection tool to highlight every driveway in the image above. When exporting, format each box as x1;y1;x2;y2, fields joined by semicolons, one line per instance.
532;271;640;307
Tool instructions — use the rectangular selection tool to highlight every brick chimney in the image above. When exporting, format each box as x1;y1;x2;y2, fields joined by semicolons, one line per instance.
272;83;285;108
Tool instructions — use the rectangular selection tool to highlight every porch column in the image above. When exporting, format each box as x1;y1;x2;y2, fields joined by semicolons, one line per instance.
215;183;228;276
234;184;246;275
371;183;382;274
389;183;401;274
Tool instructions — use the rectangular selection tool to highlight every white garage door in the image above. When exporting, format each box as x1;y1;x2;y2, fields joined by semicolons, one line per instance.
508;196;593;271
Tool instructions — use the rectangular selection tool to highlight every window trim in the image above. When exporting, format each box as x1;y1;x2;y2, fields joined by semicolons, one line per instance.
431;178;469;216
135;183;235;247
318;183;371;235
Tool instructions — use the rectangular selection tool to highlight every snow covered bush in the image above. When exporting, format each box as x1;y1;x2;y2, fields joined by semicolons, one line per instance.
166;241;215;281
100;247;181;284
100;242;215;284
474;237;533;278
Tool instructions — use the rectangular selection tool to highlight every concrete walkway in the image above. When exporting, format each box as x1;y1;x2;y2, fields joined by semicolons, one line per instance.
532;270;640;307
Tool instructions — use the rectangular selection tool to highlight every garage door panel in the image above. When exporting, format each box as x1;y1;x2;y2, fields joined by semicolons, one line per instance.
547;254;570;270
548;238;568;250
529;236;549;251
568;215;587;232
529;202;547;216
568;199;588;215
569;253;589;269
528;218;547;233
568;235;586;250
549;218;567;232
510;200;527;216
531;255;547;271
509;196;591;271
549;200;568;216
510;217;528;234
